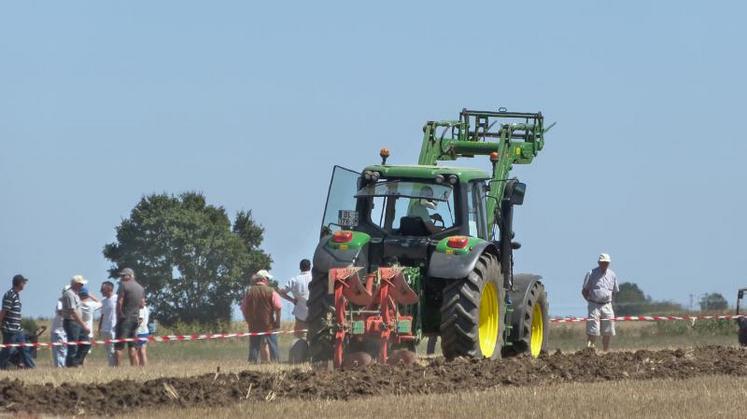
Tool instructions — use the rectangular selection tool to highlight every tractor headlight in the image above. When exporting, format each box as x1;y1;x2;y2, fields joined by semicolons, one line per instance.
448;175;458;185
435;175;444;184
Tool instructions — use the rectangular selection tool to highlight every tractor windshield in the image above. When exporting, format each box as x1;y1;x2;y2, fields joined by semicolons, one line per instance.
356;181;456;235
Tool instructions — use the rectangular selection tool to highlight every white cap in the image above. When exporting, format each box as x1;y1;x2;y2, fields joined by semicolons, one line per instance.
253;269;273;280
598;253;611;263
71;274;88;285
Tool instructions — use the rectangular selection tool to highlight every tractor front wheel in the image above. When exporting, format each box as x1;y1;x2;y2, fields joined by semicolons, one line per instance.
440;253;505;359
504;274;549;358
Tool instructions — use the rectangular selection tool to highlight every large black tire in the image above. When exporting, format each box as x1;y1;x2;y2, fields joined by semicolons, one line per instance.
504;274;549;357
307;268;334;362
440;253;505;359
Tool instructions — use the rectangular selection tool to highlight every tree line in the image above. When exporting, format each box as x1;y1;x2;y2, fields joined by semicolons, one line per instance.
614;282;729;316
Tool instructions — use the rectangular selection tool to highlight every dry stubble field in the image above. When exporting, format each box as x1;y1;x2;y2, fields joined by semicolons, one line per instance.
0;321;745;417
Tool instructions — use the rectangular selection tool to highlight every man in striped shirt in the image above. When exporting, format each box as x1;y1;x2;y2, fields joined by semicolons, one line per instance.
0;274;35;369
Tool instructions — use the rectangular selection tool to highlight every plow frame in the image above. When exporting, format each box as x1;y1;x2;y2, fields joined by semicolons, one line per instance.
329;266;418;368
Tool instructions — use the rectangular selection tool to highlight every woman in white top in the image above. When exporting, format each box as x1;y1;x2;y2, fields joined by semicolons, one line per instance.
75;287;102;366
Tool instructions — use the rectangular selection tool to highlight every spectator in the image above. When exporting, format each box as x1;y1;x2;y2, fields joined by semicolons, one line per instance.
62;275;90;367
135;305;150;367
241;270;281;363
75;287;102;366
581;253;620;351
0;274;35;369
98;281;117;367
279;259;312;339
114;267;145;367
50;287;68;368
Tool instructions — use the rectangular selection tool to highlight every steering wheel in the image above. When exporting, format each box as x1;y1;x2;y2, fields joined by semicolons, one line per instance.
430;213;445;227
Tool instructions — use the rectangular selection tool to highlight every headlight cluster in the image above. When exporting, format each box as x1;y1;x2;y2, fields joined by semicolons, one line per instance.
436;174;458;184
363;170;381;182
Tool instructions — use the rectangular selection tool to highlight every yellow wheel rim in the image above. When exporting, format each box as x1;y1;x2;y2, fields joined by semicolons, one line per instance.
530;303;544;358
478;282;499;358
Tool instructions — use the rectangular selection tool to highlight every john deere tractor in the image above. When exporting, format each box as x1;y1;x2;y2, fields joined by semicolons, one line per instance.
309;109;551;367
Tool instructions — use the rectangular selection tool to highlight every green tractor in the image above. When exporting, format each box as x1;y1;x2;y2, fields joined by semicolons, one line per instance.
309;109;551;367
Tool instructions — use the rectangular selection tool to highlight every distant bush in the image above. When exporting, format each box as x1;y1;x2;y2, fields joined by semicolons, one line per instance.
700;293;729;311
613;282;684;316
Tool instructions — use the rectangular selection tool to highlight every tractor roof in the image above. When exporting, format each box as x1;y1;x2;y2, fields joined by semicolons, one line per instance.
363;164;490;182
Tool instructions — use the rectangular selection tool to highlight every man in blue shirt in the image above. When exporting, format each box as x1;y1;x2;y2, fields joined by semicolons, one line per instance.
0;274;35;369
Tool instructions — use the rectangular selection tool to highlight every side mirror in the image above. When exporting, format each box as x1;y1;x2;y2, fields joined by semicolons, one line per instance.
508;181;526;206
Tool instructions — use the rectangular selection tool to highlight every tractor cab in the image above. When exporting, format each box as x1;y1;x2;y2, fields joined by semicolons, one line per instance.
318;162;495;271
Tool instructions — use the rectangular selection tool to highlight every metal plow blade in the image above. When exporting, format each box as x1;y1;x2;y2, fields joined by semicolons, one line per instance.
378;267;418;306
328;267;374;307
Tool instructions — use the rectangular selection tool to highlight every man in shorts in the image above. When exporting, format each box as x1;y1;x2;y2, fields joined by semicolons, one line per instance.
582;253;619;351
114;268;144;366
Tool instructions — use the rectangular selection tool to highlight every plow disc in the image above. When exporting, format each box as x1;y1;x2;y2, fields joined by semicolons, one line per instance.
329;266;418;368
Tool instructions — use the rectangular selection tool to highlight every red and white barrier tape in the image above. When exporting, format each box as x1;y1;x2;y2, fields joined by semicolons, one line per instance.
0;329;304;349
550;315;746;323
3;315;746;348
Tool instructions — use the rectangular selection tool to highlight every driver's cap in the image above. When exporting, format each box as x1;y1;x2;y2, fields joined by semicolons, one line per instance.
598;253;611;263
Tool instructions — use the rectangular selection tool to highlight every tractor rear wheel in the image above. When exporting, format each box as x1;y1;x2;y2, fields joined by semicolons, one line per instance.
504;274;549;357
307;268;334;362
440;253;505;359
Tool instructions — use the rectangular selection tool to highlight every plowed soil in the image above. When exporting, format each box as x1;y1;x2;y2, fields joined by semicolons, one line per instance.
1;346;745;416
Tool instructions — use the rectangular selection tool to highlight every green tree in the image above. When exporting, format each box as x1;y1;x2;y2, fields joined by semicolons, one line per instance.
699;293;728;311
103;192;272;326
613;282;648;316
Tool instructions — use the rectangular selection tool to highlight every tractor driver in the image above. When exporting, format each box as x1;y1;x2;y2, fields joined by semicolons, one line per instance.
407;185;443;234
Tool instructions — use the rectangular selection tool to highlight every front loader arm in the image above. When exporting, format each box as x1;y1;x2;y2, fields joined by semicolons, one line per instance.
418;109;549;227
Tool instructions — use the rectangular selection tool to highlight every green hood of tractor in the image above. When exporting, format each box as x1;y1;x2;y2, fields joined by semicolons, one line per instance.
363;164;490;183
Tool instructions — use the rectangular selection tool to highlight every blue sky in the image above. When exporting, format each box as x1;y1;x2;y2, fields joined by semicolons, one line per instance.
1;1;746;318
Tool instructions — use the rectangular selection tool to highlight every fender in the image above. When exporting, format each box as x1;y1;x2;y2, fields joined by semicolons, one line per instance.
312;232;370;273
506;273;545;343
428;239;499;279
509;273;543;304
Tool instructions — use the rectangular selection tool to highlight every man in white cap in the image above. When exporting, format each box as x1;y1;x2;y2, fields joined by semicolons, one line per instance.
581;253;619;351
241;269;281;363
62;275;90;367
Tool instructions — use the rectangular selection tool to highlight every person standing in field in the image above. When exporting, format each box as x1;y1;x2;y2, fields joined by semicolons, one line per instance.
135;305;150;367
50;287;68;368
98;281;117;367
62;275;90;367
582;253;620;351
75;287;102;366
114;268;145;367
0;274;35;369
241;270;281;363
279;259;312;338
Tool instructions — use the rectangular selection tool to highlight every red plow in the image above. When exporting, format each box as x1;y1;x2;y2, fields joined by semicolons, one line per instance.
329;266;419;368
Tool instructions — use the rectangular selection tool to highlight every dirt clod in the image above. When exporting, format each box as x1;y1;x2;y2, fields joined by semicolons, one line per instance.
1;346;745;416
